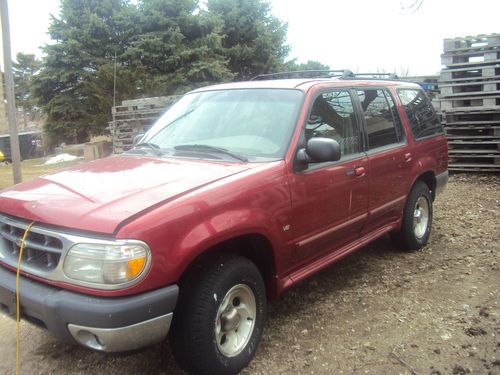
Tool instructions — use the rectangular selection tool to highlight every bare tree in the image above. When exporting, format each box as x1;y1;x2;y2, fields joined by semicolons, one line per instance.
399;0;424;13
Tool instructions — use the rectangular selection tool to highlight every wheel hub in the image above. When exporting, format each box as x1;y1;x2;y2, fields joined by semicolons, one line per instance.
221;307;241;331
413;196;429;239
215;284;256;357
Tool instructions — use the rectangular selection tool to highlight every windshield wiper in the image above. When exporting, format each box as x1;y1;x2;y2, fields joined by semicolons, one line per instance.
133;142;163;156
174;144;248;162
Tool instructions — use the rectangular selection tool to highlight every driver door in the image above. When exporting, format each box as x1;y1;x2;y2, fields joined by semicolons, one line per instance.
287;89;369;269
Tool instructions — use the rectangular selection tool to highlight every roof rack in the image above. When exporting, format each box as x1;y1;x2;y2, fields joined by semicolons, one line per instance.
341;72;400;80
250;70;353;81
250;70;400;81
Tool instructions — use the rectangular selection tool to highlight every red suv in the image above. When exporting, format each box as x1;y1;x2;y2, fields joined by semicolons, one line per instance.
0;71;448;374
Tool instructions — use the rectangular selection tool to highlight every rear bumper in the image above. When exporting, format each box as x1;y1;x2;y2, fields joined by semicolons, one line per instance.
0;266;178;352
435;170;448;196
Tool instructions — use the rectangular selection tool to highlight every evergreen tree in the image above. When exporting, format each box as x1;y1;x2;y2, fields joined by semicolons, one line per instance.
13;53;41;128
125;0;233;95
285;60;330;72
33;0;291;144
207;0;289;80
33;0;138;143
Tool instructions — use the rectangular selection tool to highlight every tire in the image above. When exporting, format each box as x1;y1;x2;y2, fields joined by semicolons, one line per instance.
171;254;267;375
391;180;433;251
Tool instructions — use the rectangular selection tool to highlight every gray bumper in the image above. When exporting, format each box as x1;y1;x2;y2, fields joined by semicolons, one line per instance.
435;170;448;196
0;266;178;352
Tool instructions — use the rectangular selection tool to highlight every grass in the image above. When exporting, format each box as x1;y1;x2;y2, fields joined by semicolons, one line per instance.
0;157;82;190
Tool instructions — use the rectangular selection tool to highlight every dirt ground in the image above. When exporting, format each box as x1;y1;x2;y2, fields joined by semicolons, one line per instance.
0;173;498;375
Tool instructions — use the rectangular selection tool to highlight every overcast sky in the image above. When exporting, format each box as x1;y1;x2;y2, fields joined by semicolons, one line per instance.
3;0;500;75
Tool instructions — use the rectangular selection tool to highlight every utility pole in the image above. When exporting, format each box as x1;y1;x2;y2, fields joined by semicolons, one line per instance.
0;0;22;184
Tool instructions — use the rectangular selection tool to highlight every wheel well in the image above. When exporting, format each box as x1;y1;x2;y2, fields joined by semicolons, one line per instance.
180;234;277;298
417;171;437;201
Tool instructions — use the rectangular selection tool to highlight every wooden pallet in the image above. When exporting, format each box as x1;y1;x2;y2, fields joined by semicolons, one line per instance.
440;81;500;97
442;58;500;69
447;135;500;141
448;163;500;172
449;149;499;155
448;139;499;145
440;95;500;112
441;50;500;67
440;35;500;172
443;34;500;53
443;110;500;120
109;95;180;153
449;166;500;172
450;155;499;165
440;65;500;82
445;124;500;131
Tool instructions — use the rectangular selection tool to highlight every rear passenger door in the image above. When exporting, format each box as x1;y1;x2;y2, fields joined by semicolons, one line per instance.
354;88;412;234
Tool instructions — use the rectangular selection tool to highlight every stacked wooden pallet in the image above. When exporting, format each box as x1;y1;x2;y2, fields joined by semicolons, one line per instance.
110;96;178;153
440;33;500;172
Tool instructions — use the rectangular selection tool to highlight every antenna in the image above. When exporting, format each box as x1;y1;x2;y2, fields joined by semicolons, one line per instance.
112;49;117;133
113;49;117;109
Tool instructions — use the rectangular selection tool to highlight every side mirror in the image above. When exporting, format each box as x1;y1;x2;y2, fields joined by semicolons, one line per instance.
296;137;341;164
133;133;145;146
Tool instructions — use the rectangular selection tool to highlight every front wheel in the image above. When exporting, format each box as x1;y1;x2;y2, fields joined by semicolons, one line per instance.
391;181;433;251
171;254;266;375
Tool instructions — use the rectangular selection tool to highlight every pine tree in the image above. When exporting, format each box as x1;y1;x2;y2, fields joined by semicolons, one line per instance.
33;0;138;144
125;0;233;96
13;53;41;129
32;0;290;144
285;60;331;72
207;0;290;80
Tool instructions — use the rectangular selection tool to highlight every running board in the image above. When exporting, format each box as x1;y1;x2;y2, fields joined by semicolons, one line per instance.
278;222;399;292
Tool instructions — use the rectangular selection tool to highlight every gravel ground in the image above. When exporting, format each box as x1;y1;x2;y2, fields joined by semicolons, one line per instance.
0;174;498;374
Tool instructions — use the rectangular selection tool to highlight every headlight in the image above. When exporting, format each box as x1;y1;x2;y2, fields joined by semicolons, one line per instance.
63;241;151;287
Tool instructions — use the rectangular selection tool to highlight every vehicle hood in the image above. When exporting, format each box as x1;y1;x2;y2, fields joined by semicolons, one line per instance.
0;155;254;234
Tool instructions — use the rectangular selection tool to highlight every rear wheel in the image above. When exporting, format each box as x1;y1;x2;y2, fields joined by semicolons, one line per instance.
392;181;433;250
171;254;266;375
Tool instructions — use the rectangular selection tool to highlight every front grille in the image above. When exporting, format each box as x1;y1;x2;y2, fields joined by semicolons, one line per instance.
0;216;63;272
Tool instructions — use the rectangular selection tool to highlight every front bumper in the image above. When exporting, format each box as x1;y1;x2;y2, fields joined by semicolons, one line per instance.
0;266;178;352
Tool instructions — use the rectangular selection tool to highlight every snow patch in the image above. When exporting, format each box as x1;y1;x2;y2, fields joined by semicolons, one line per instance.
43;153;82;165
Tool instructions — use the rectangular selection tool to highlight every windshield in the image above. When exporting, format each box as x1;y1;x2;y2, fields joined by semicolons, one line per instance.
140;88;303;161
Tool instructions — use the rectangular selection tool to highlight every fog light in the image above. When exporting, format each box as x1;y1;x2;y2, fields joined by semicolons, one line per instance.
72;329;105;350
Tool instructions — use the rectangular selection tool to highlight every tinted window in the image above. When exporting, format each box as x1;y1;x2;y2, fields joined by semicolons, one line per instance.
397;89;444;139
306;90;360;157
357;89;404;149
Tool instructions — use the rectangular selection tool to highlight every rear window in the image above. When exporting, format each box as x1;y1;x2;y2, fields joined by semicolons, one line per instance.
397;89;444;139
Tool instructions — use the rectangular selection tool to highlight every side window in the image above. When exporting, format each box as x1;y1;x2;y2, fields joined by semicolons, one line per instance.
384;91;406;143
306;90;360;157
398;89;444;139
357;89;405;150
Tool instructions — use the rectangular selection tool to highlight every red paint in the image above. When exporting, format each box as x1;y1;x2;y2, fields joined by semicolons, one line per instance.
0;79;448;298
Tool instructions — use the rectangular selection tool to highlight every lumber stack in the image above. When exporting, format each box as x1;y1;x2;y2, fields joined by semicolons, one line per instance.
440;33;500;172
109;96;178;154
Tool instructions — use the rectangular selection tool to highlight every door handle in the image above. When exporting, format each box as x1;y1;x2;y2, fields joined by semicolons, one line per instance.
354;166;365;176
346;166;365;177
404;153;412;162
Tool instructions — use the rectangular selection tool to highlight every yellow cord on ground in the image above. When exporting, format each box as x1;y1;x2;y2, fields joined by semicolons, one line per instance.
16;221;35;375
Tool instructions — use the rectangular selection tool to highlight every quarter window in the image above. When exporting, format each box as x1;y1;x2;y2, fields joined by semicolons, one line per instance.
397;89;444;139
306;90;360;157
357;89;405;149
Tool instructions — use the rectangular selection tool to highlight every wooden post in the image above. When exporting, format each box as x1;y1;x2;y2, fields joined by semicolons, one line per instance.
0;0;22;183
